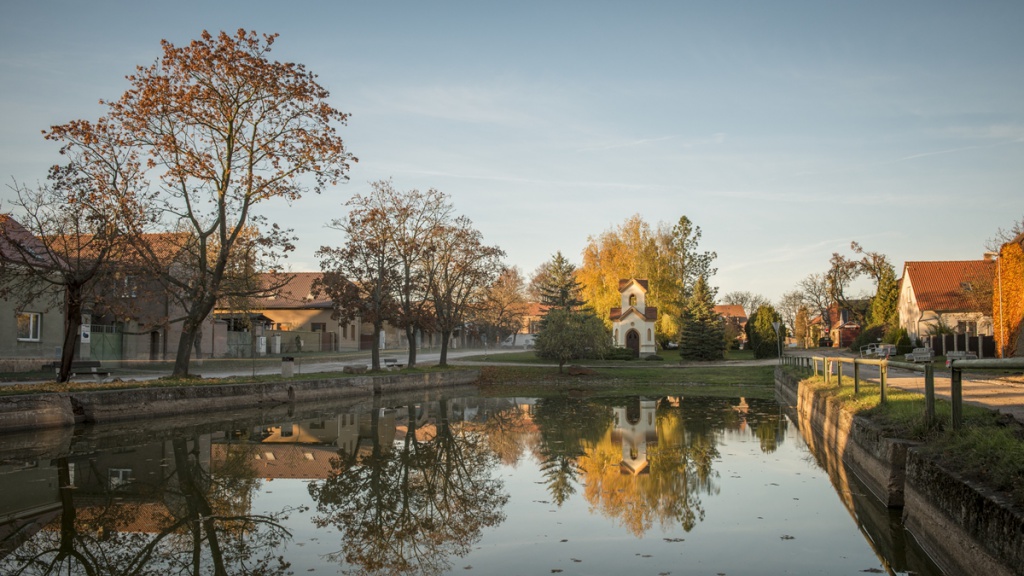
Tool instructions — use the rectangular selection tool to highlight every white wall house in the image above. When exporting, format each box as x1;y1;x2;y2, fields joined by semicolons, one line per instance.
898;259;995;343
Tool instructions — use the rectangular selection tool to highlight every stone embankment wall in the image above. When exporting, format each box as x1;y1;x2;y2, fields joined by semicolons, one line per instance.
0;370;480;433
776;367;1023;576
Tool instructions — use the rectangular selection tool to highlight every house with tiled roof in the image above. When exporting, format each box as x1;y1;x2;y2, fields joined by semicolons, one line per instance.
898;259;995;343
0;215;66;362
225;272;365;353
610;279;658;357
714;304;748;347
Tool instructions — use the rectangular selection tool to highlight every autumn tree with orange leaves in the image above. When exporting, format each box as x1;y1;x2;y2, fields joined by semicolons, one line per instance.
46;30;355;377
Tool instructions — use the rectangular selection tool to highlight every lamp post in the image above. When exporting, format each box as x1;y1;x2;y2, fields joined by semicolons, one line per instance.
984;251;1005;358
772;320;782;365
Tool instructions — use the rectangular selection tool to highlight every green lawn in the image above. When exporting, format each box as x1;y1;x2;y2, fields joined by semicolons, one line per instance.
474;364;777;400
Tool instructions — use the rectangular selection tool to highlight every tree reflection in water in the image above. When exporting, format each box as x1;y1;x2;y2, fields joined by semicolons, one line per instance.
2;436;294;576
307;396;509;576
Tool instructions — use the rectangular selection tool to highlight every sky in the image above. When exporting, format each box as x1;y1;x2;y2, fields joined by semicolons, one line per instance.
2;1;1023;303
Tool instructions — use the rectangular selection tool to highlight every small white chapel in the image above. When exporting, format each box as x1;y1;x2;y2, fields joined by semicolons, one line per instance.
609;278;658;358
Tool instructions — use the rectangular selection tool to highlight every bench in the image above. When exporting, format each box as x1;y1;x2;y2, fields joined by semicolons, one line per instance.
861;343;897;358
383;357;404;369
41;360;110;379
904;348;934;363
945;350;978;361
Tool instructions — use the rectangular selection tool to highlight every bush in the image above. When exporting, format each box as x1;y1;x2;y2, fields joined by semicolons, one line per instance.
644;354;664;361
849;324;887;352
606;347;636;361
884;326;913;354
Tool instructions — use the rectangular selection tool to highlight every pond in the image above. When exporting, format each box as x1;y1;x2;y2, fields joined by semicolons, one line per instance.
0;388;943;575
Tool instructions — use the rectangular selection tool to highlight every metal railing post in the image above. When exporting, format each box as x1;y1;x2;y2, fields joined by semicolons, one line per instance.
951;366;963;430
879;362;887;404
924;363;935;428
853;360;860;395
837;358;843;387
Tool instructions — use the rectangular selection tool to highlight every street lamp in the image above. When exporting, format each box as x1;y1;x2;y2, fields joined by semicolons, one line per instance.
984;251;1005;358
772;320;782;365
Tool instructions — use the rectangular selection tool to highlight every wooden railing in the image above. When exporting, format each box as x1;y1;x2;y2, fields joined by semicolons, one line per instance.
781;354;1024;430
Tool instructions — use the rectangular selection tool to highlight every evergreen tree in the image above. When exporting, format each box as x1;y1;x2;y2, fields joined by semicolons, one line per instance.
678;276;725;361
746;304;785;359
868;264;899;329
532;251;585;311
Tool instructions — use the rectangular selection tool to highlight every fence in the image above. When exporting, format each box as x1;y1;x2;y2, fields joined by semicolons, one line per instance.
781;354;1024;431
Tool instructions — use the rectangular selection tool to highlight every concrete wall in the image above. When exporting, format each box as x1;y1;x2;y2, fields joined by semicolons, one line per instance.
776;367;1023;576
0;369;480;433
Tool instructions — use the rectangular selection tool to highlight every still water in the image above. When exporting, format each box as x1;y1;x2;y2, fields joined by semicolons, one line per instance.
0;389;942;575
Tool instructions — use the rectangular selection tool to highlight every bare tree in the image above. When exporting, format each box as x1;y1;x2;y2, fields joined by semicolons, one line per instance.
776;290;807;336
46;30;354;377
316;191;401;372
385;183;453;368
720;291;768;317
474;266;529;346
424;216;505;366
799;273;832;333
1;163;145;382
986;214;1024;252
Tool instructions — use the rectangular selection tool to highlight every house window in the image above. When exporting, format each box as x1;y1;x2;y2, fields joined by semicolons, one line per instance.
311;322;326;332
647;328;652;341
629;294;637;307
16;312;41;341
108;468;132;489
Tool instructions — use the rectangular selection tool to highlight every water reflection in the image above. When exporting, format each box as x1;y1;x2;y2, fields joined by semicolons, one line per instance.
2;436;292;576
307;396;509;575
3;391;935;576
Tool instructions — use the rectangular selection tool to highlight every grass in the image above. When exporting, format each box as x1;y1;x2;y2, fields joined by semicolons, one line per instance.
792;369;1024;507
474;364;777;400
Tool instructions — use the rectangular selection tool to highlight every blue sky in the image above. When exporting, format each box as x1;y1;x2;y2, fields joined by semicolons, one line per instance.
2;1;1022;302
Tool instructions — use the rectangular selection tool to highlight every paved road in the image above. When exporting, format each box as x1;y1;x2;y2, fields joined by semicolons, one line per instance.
786;348;1024;423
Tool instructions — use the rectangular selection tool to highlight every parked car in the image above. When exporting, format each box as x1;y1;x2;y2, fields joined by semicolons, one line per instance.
501;334;536;348
818;337;833;348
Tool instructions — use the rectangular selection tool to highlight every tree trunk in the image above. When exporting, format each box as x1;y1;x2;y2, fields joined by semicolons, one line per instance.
371;323;382;370
58;287;84;383
172;322;201;378
405;325;417;368
439;329;452;366
172;298;215;378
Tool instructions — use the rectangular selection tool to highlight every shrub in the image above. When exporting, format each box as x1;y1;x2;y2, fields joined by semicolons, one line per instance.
884;326;913;354
645;354;664;361
849;324;887;352
606;347;636;361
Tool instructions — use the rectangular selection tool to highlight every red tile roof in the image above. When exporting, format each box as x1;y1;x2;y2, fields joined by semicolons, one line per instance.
714;305;746;320
249;272;335;309
903;260;994;313
610;306;657;321
526;302;549;316
618;279;649;292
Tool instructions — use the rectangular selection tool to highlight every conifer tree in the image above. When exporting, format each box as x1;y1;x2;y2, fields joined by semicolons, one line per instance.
678;276;725;361
532;251;585;311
